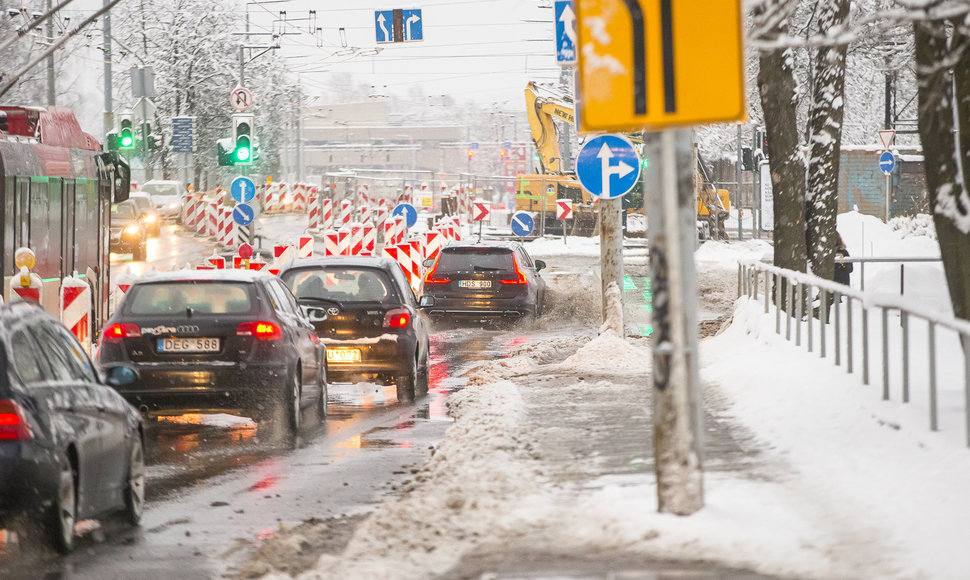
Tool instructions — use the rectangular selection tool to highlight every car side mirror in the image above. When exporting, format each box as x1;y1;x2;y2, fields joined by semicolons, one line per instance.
303;306;329;322
534;259;546;271
104;365;139;388
418;296;435;308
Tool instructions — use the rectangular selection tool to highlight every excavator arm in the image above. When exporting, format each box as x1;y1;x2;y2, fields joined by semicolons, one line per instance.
524;81;575;174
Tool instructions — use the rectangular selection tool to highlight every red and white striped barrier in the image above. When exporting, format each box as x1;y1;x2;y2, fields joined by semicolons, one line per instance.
359;205;371;224
409;239;422;284
324;231;340;256
9;266;41;303
321;198;334;230
208;254;226;269
349;223;364;256
363;226;376;256
423;231;443;262
338;199;352;229
298;235;314;258
357;184;370;206
194;195;207;235
249;260;267;271
182;194;198;228
293;185;307;213
221;208;233;248
396;242;416;290
338;228;351;256
308;189;321;231
60;274;92;354
274;245;295;265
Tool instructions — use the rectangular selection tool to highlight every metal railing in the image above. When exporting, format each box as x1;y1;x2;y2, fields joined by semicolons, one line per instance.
836;255;942;292
737;260;970;447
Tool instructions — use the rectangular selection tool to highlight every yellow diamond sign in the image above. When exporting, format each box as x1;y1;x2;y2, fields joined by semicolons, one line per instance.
575;0;745;132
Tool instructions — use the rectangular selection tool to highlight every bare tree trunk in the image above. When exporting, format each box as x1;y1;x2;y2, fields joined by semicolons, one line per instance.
915;19;970;320
756;2;807;274
806;0;850;282
954;25;970;199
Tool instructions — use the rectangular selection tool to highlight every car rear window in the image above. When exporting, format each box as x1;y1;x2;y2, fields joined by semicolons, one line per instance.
111;203;136;219
141;183;179;196
436;248;514;273
131;196;152;212
125;282;256;315
283;268;398;304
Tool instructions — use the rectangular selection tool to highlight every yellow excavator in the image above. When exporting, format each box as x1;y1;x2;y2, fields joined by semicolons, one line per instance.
517;81;598;235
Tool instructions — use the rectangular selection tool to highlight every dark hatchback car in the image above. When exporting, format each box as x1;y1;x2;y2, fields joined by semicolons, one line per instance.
0;302;144;554
279;256;431;403
419;241;546;323
96;270;326;435
109;199;148;260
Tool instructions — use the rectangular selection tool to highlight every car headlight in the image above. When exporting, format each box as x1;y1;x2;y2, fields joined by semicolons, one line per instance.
123;224;141;235
144;214;157;223
167;201;177;209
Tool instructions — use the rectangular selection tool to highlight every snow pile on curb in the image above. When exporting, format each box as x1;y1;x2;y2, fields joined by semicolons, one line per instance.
555;330;650;376
297;372;555;580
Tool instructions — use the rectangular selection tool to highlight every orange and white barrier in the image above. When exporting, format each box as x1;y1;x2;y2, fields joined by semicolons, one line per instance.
349;223;364;256
338;199;352;229
308;189;321;231
10;266;42;303
60;274;92;354
363;226;376;256
423;231;442;262
274;245;295;265
338;228;351;256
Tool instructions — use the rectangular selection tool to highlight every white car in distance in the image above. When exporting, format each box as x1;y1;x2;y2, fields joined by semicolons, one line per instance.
139;180;187;222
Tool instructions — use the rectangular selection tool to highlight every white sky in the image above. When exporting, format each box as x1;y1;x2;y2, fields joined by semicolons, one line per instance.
242;0;563;108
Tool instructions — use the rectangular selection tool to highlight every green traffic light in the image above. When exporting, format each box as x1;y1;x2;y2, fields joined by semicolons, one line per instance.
120;134;133;148
236;146;251;162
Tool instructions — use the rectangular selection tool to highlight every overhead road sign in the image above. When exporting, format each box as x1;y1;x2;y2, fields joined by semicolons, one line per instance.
230;176;256;204
230;87;253;112
171;116;195;153
233;203;255;226
375;9;423;43
878;129;896;150
511;211;535;237
392;202;418;228
879;151;896;175
576;134;641;199
554;1;577;65
574;0;745;132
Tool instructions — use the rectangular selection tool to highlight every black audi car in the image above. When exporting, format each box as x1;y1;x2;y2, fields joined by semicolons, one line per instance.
0;301;144;553
279;256;431;403
418;241;546;324
96;270;327;435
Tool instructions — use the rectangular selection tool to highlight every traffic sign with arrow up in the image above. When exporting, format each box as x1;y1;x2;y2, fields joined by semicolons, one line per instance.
575;134;641;199
555;1;577;65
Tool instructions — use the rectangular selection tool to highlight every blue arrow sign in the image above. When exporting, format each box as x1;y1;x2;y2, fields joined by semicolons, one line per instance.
576;134;641;200
510;211;535;237
402;9;422;41
375;10;394;43
230;176;256;204
879;151;896;175
554;1;577;65
232;202;255;226
392;202;417;228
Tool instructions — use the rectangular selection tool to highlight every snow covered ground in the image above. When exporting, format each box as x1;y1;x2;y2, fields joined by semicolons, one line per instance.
255;212;969;579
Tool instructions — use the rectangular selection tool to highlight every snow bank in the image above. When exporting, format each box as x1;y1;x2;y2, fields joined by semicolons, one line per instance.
299;375;554;580
555;327;650;376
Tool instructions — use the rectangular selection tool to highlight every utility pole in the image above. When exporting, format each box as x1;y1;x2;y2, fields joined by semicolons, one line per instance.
46;0;55;105
643;129;704;515
102;0;113;137
736;124;743;240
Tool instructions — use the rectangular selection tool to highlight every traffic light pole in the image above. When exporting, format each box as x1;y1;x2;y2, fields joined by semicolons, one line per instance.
643;129;704;515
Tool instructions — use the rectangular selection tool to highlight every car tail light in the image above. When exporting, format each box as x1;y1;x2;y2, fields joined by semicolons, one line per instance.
103;323;141;343
423;256;451;284
236;321;282;341
500;255;528;285
0;399;32;440
383;308;411;328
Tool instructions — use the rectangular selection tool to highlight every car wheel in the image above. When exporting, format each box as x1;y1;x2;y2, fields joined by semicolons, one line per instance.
47;451;76;554
284;371;301;435
121;435;145;526
396;360;417;403
316;366;328;421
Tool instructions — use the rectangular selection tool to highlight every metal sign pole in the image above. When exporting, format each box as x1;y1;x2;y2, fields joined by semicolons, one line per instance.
599;197;623;325
643;129;704;515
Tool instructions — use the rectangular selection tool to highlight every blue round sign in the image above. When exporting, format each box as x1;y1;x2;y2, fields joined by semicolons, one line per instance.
879;151;896;175
232;202;255;226
392;203;418;228
510;211;535;237
230;176;256;203
576;134;641;199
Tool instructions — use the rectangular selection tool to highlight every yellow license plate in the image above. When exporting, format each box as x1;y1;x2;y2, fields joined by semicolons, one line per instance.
327;348;361;363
